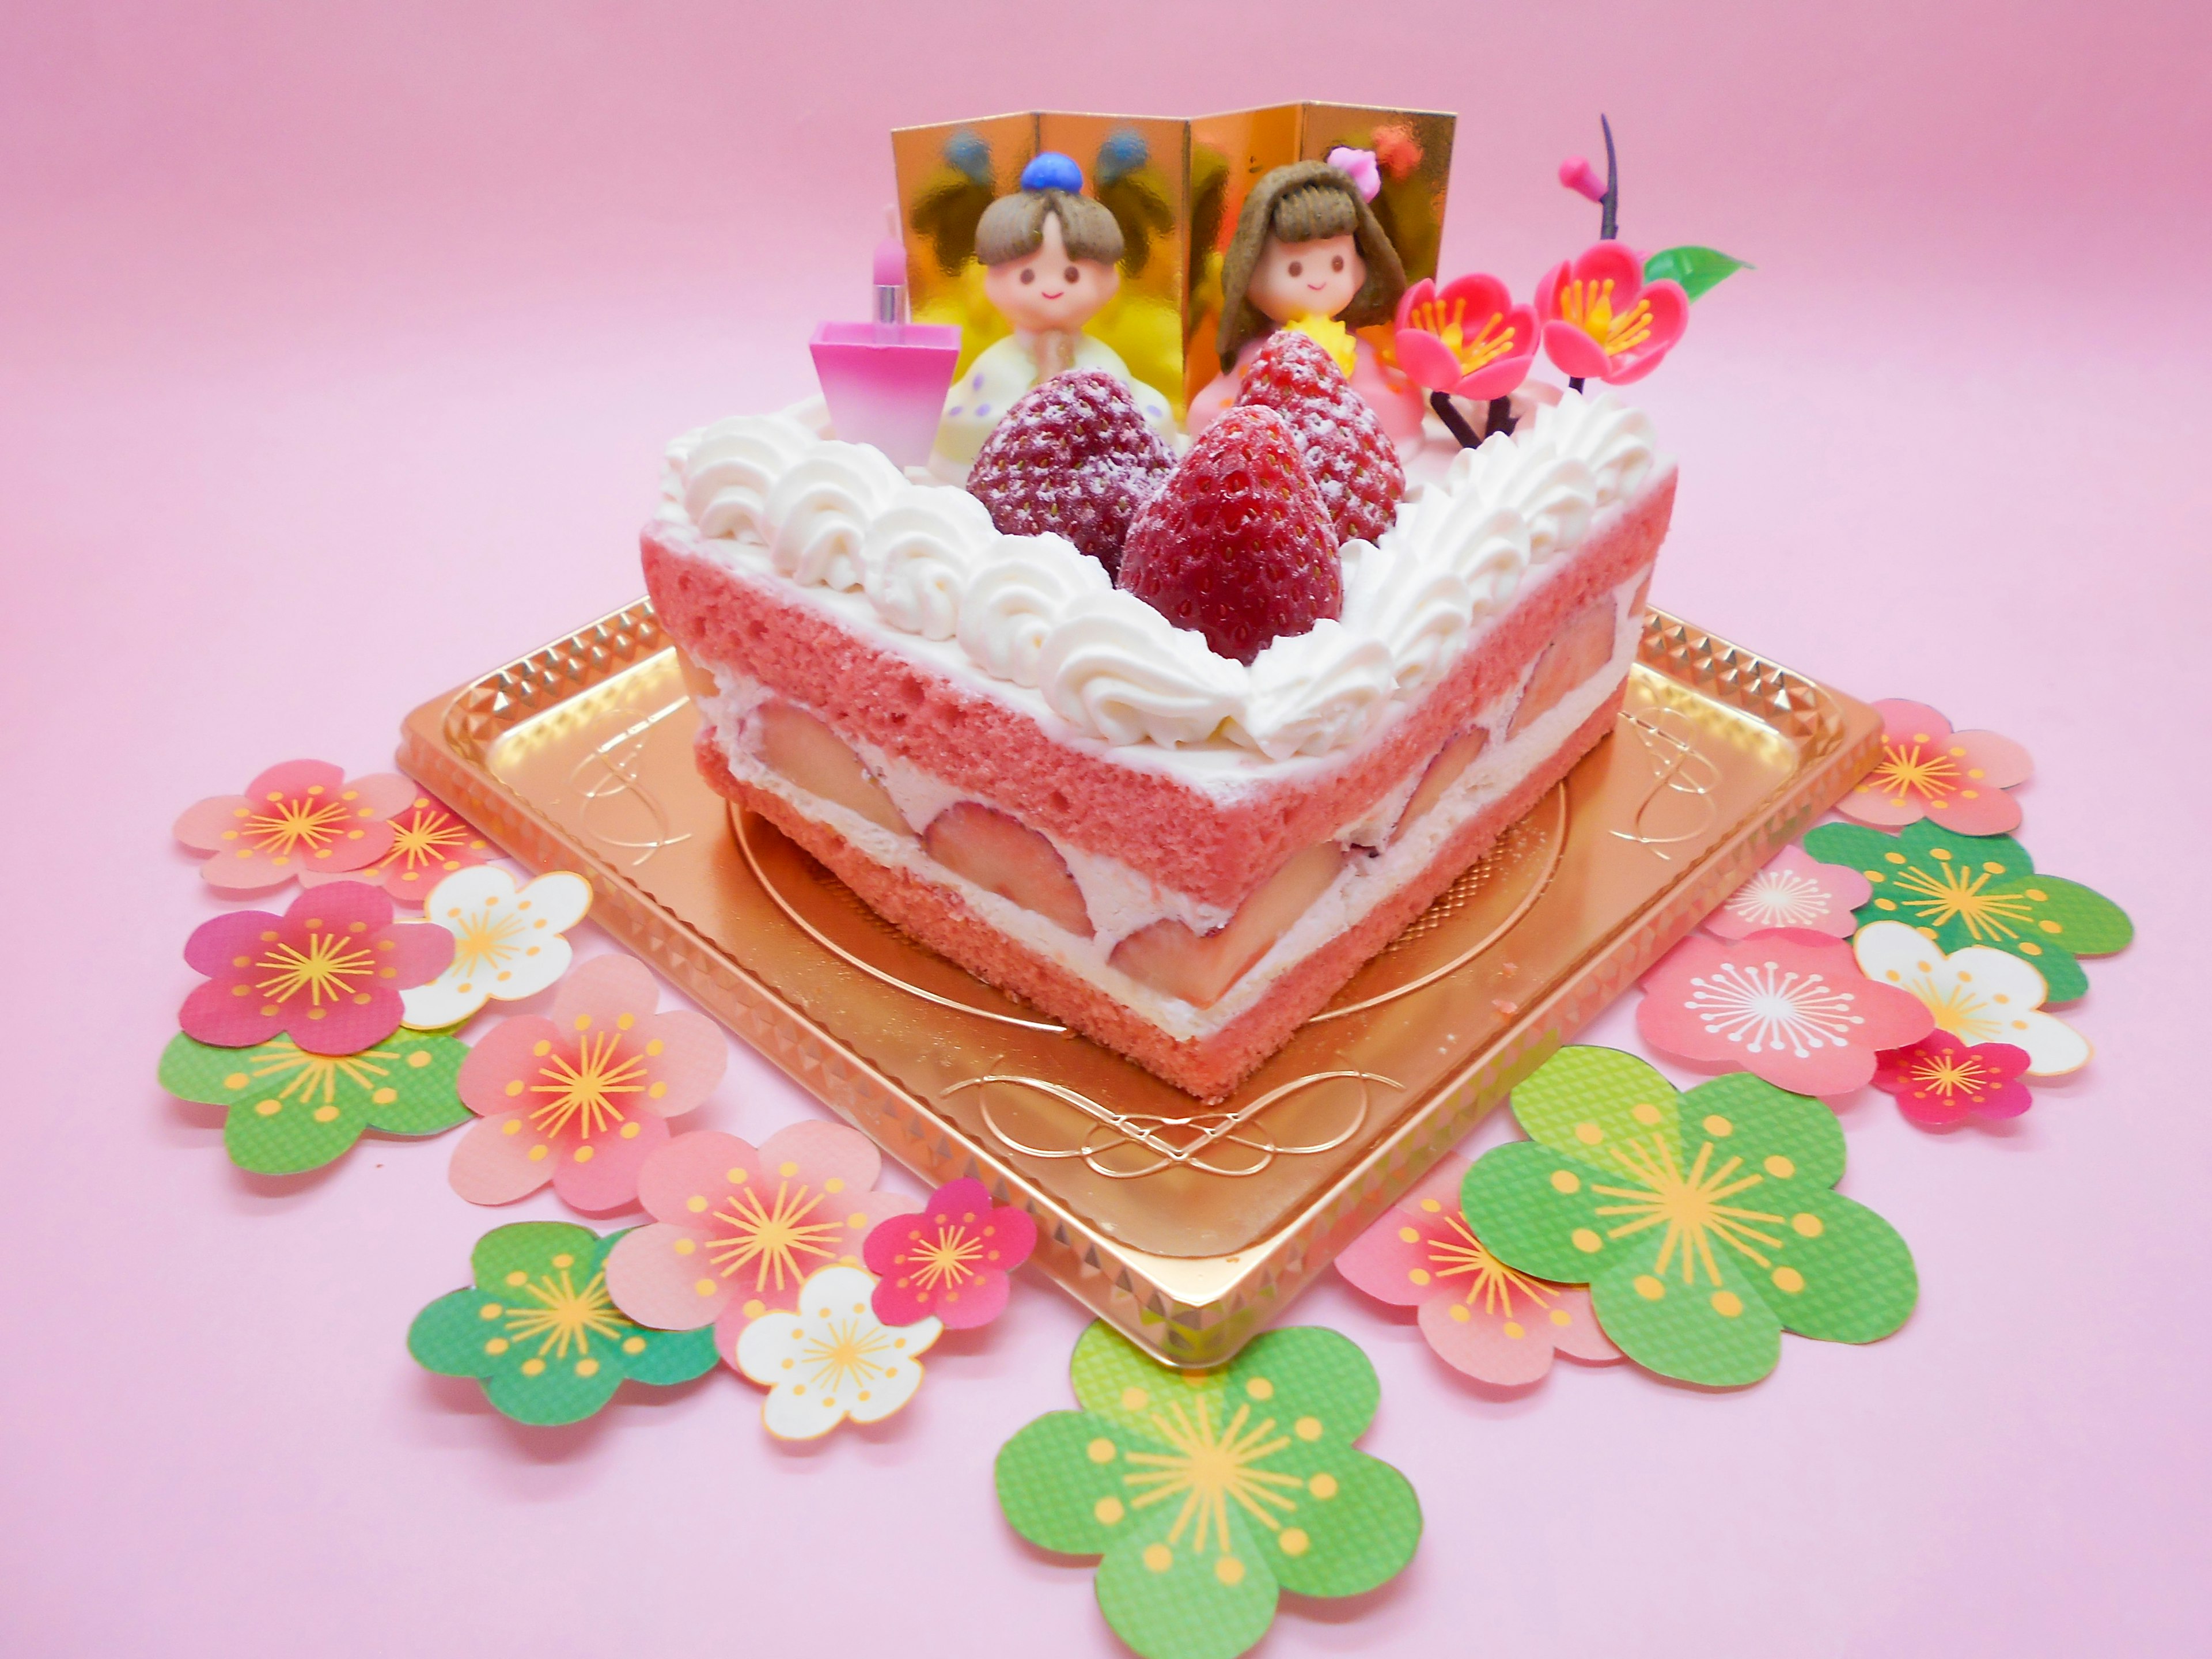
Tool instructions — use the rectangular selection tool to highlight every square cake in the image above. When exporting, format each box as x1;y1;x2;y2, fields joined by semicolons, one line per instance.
643;384;1673;1097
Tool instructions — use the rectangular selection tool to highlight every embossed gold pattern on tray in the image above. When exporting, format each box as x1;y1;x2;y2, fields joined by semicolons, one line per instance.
399;602;1878;1368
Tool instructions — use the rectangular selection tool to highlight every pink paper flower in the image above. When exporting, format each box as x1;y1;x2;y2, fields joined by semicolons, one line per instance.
448;955;725;1211
174;760;416;895
1338;1155;1619;1385
301;790;490;904
1705;844;1873;941
1536;241;1688;385
1839;700;2033;835
180;881;453;1055
603;1122;921;1366
1392;274;1540;403
1872;1032;2033;1127
1637;927;1936;1097
862;1177;1036;1330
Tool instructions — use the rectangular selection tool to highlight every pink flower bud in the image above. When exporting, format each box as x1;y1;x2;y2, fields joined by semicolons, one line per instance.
1558;156;1607;203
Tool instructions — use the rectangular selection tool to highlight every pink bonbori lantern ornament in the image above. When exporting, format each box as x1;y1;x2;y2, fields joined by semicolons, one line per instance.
808;219;961;468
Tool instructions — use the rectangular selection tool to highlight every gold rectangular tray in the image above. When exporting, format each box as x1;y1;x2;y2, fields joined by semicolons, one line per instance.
399;603;1877;1366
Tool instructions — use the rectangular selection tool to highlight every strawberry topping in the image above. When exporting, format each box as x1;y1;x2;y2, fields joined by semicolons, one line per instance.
965;370;1173;577
1232;329;1406;544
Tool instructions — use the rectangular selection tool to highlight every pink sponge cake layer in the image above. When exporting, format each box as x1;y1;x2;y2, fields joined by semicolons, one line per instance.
644;469;1672;912
704;685;1621;1100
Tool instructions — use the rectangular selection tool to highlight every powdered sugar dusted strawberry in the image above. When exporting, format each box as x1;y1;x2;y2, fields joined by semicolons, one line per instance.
1233;330;1405;544
1118;406;1342;665
965;370;1173;577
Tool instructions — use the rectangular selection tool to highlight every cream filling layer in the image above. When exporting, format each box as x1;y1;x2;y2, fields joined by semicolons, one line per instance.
698;567;1645;1044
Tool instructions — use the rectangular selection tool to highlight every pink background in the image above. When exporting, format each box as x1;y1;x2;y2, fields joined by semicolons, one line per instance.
5;2;2208;1653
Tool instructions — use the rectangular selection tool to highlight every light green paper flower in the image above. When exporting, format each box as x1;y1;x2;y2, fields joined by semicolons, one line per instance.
1462;1047;1918;1387
995;1323;1421;1659
158;1029;469;1174
1802;819;2131;1003
408;1222;718;1425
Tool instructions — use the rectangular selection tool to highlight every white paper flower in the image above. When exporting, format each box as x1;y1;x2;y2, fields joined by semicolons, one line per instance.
734;1265;940;1440
1852;919;2089;1076
400;867;593;1029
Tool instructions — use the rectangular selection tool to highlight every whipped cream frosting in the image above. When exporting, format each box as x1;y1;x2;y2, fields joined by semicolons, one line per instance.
657;390;1658;761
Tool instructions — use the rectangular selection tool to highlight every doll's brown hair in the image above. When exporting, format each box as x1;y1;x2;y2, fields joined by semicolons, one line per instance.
975;189;1125;267
1215;161;1406;370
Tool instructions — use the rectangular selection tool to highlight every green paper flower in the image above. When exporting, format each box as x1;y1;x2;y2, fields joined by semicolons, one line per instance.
158;1029;469;1174
1462;1047;1917;1387
996;1323;1421;1659
409;1222;718;1425
1802;819;2131;1003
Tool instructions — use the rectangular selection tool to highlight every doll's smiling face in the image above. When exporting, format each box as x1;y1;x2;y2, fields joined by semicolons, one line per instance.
1247;233;1365;323
983;213;1119;334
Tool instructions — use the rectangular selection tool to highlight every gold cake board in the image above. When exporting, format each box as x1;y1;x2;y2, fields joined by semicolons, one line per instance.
399;603;1878;1367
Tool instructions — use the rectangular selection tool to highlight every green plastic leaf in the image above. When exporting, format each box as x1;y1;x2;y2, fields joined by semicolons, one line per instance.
158;1029;468;1175
1643;244;1751;300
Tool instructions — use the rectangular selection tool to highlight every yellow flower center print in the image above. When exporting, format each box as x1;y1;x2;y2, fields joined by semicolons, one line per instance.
1421;1213;1552;1323
706;1170;844;1294
528;1029;646;1138
1588;1127;1790;1291
1866;736;1971;809
1122;1393;1308;1567
255;926;377;1007
488;1256;634;1368
243;789;355;857
1878;847;2038;942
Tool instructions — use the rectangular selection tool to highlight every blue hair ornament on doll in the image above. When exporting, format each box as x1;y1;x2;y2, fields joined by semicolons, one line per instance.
1019;151;1086;194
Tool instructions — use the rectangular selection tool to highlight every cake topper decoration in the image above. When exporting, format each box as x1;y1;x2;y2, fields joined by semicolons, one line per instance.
933;149;1173;465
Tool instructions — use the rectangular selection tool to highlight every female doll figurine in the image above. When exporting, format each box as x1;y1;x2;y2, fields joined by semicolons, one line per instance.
1190;154;1425;441
934;152;1174;466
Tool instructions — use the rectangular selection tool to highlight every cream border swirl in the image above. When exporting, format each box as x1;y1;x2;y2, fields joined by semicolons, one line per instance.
657;391;1657;759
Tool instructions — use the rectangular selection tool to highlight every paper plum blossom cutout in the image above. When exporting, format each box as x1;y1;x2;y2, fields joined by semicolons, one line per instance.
408;1221;718;1426
1804;819;2131;1003
1536;241;1688;385
604;1122;920;1365
1839;700;2032;835
996;1322;1422;1659
158;1028;468;1173
1704;844;1871;941
400;866;592;1030
733;1264;941;1440
1638;927;1934;1096
174;760;415;895
180;881;453;1056
1872;1032;2033;1128
1392;274;1540;402
302;791;490;905
448;953;725;1210
1337;1154;1620;1385
863;1176;1036;1330
1852;920;2089;1077
1461;1047;1918;1387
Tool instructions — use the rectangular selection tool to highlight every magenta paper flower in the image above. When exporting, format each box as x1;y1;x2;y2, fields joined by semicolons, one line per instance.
301;791;490;904
175;760;416;895
1872;1031;2033;1127
1338;1154;1620;1385
862;1177;1036;1330
1839;700;2033;835
603;1122;921;1366
180;881;453;1055
1705;844;1873;941
448;955;725;1211
1637;927;1936;1097
1392;274;1540;402
1536;241;1688;385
